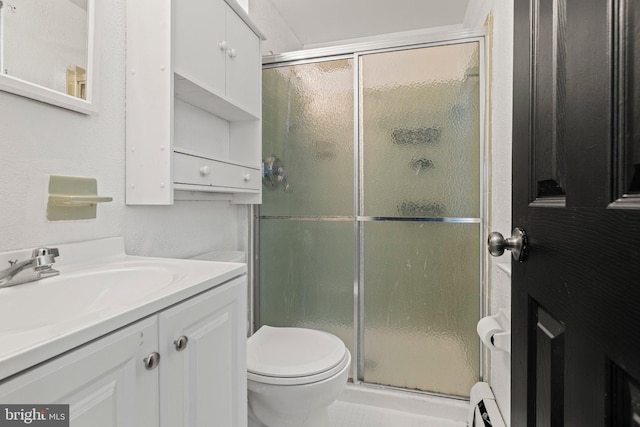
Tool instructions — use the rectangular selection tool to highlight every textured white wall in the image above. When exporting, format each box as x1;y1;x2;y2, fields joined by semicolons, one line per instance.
465;0;514;424
125;203;248;258
0;0;246;258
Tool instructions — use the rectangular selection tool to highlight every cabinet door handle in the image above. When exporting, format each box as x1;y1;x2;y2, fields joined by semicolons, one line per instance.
243;173;251;182
173;335;189;352
143;352;160;370
218;40;228;50
228;48;237;58
200;165;211;176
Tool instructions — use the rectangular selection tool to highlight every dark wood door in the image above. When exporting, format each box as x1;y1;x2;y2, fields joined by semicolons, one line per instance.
512;0;640;425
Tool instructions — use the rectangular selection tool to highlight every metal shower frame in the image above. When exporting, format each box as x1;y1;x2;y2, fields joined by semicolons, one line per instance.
251;28;489;399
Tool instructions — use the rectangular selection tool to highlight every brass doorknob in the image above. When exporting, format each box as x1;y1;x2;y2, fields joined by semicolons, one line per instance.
488;227;528;263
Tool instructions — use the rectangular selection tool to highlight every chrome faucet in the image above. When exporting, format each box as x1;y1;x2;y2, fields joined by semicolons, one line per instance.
0;248;60;288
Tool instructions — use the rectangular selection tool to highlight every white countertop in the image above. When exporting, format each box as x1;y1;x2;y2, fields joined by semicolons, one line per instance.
0;237;246;380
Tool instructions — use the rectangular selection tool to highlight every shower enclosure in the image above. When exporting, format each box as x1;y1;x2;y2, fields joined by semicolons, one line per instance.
256;34;485;398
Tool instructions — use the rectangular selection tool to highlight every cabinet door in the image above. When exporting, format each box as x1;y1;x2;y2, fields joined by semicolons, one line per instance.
173;0;226;96
159;277;247;427
0;318;159;427
224;5;261;116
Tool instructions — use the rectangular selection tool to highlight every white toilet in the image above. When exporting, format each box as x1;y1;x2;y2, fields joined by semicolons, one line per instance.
247;326;351;427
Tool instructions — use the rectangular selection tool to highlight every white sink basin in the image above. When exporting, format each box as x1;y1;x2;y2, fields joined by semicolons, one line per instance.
0;262;185;334
0;237;247;380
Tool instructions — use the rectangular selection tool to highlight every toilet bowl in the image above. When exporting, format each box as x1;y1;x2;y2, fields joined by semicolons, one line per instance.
247;326;351;427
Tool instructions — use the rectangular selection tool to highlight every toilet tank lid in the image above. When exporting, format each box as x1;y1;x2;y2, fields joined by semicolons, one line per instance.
247;326;346;378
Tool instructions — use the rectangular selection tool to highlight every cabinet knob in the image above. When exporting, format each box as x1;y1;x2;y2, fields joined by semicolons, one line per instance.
243;173;251;182
199;165;211;176
228;48;237;58
218;40;228;50
143;352;160;370
173;335;189;352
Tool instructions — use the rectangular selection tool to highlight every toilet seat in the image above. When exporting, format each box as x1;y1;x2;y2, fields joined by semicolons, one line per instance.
247;326;349;386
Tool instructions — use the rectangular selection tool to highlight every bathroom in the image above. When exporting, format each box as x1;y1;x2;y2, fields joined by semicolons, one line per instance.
0;0;511;425
4;0;636;426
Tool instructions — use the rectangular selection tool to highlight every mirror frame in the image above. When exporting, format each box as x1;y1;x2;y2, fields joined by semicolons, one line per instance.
0;0;99;115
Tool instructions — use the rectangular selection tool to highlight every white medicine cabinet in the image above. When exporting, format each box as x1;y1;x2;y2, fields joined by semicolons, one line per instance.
126;0;264;205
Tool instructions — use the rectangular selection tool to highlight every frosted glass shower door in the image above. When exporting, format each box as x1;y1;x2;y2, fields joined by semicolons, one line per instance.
360;43;481;397
259;59;355;358
259;41;483;398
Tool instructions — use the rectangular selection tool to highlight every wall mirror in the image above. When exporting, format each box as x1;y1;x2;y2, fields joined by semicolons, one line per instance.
0;0;98;114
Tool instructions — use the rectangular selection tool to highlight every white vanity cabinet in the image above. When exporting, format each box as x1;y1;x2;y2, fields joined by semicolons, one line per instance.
0;318;160;427
0;277;248;427
159;275;247;427
126;0;264;206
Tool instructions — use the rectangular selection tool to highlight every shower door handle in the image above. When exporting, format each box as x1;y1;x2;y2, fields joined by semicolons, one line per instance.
488;227;528;263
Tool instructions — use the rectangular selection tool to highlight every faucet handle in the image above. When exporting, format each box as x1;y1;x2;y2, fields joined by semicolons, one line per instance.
31;248;59;257
31;248;59;266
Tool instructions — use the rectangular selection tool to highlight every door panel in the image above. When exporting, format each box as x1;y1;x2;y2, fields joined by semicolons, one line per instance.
532;0;567;200
173;0;226;95
616;0;640;201
533;305;565;427
261;59;354;217
0;318;159;427
225;5;261;115
512;0;640;425
362;221;480;397
563;0;612;207
611;364;640;426
258;219;355;359
359;43;482;396
259;58;356;379
159;278;247;427
361;43;481;218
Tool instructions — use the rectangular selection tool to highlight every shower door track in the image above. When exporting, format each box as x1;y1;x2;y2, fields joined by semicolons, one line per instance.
254;29;488;400
261;29;487;65
259;216;481;223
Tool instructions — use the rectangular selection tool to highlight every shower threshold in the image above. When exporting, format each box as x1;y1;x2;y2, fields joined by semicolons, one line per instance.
330;383;468;426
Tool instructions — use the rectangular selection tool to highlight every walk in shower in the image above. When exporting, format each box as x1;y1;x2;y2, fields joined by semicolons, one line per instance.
256;35;484;399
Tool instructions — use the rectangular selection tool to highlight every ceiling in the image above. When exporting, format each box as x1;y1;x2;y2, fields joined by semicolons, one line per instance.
268;0;471;47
